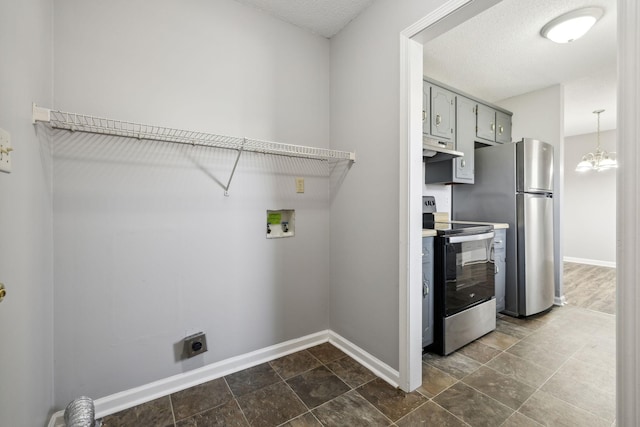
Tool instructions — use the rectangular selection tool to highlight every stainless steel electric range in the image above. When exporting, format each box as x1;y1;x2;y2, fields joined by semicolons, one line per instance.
423;203;497;355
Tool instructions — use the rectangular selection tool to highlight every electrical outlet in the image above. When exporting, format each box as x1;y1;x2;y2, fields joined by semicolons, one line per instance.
0;128;12;174
184;332;208;358
295;177;304;193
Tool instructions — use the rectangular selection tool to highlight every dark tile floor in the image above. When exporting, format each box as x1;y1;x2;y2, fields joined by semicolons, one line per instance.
101;265;616;427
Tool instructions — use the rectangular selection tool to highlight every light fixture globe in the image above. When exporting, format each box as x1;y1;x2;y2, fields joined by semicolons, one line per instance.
541;7;604;43
575;159;593;172
598;157;617;170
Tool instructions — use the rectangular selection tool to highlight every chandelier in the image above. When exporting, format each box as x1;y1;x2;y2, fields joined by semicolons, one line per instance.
575;109;617;172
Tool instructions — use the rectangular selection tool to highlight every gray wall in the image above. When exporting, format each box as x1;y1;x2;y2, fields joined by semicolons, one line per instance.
329;0;450;370
52;0;332;407
0;0;54;425
563;129;616;265
497;85;564;299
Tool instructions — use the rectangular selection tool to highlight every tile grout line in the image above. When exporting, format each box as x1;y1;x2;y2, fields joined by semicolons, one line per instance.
221;376;252;427
500;325;613;425
168;394;177;427
532;347;615;423
274;347;354;424
267;358;316;425
421;352;511;426
167;375;259;424
422;314;569;426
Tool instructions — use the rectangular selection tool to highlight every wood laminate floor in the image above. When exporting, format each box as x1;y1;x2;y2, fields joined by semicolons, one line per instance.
563;262;616;315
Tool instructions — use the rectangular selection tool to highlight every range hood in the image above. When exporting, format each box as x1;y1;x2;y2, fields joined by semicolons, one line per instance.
423;137;464;163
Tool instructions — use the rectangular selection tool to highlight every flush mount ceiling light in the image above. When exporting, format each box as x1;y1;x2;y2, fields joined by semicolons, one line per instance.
575;109;617;173
541;7;604;43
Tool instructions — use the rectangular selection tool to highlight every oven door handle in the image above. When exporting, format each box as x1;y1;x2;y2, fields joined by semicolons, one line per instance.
446;231;494;244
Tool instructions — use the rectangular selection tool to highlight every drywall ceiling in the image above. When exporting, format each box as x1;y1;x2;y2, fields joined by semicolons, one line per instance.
234;0;374;38
422;0;617;136
233;0;616;136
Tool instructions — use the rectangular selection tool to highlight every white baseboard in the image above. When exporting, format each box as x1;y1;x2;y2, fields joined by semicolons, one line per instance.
554;295;567;306
328;331;400;388
48;329;399;427
564;256;616;268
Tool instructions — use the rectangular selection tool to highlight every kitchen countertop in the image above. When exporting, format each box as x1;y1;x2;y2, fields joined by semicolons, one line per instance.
422;220;509;237
445;220;509;229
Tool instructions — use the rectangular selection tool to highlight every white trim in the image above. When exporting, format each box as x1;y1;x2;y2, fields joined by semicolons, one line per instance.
328;331;400;387
397;0;501;393
617;0;639;424
401;0;473;38
397;0;476;394
47;411;63;427
554;295;567;306
563;256;616;268
48;330;329;426
397;35;424;393
47;329;401;427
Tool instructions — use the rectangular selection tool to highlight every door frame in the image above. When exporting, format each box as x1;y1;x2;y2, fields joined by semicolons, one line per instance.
398;0;489;393
398;1;640;424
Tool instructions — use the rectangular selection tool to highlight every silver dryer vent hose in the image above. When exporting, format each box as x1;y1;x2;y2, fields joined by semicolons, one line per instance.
64;396;97;427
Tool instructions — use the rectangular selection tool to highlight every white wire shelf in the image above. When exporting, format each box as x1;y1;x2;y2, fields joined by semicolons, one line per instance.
32;104;355;195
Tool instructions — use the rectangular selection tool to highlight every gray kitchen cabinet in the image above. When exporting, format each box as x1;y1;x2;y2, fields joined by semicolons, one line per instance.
476;104;496;142
423;76;513;184
423;81;455;144
494;229;507;313
430;86;455;143
476;104;512;145
422;237;435;347
425;95;474;184
495;111;512;144
454;96;476;182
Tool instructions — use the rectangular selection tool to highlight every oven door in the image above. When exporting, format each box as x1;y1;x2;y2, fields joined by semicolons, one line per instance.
443;232;495;316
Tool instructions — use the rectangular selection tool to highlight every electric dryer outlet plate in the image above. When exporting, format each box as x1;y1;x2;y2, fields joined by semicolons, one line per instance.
184;332;208;358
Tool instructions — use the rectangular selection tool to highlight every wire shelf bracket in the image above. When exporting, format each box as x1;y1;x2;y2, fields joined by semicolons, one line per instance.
32;104;356;196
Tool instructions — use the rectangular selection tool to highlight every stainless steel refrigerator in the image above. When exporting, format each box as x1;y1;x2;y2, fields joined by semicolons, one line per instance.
452;138;555;317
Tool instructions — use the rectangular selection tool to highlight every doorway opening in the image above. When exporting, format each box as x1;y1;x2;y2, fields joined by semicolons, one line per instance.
399;4;622;423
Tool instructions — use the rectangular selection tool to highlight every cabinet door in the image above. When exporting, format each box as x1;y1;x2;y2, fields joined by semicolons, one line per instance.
493;229;506;313
454;96;475;183
430;86;455;142
476;104;496;142
422;81;430;136
495;111;512;144
422;237;435;347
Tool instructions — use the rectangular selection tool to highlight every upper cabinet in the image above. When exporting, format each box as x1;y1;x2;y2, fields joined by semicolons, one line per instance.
430;85;456;143
423;82;455;144
476;104;512;145
454;96;476;183
495;111;512;144
423;77;513;185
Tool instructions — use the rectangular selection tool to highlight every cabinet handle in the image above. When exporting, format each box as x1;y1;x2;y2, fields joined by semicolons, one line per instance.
422;110;426;122
423;280;430;297
460;159;466;168
498;125;504;134
495;265;499;275
490;122;495;132
495;240;503;244
435;114;442;126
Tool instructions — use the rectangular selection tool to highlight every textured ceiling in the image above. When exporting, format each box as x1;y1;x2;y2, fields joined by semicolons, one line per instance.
233;0;374;38
422;0;617;136
232;0;617;137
